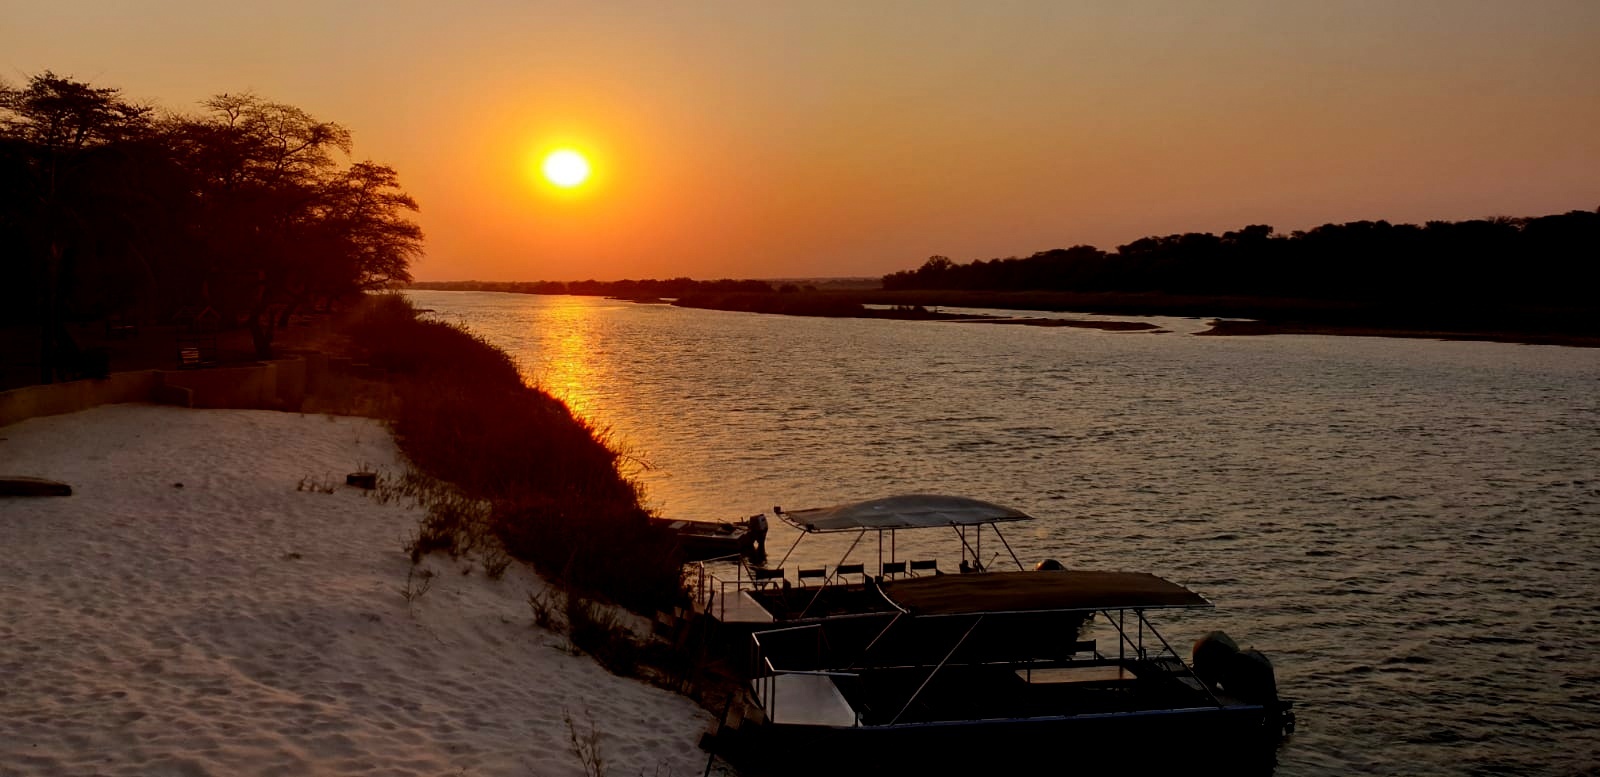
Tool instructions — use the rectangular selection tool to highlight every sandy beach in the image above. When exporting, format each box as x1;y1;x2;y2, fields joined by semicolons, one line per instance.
0;404;713;776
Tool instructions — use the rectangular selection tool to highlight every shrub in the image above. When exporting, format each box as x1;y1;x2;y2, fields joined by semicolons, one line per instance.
344;294;685;613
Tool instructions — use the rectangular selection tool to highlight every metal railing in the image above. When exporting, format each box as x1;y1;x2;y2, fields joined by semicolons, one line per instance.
692;557;761;620
748;624;859;726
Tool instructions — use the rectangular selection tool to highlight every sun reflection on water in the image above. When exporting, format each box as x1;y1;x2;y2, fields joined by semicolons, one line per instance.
523;297;607;422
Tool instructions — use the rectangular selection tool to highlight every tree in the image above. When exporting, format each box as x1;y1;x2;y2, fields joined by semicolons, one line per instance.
0;72;154;380
1;73;425;379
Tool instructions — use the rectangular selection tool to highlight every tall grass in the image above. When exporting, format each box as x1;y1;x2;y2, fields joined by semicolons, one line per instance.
344;294;683;612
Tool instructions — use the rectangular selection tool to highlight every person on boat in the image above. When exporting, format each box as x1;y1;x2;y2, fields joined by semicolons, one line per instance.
748;513;768;554
959;559;973;574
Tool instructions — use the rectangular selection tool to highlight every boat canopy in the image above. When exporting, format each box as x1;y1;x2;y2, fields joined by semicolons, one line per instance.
777;494;1033;533
881;570;1211;615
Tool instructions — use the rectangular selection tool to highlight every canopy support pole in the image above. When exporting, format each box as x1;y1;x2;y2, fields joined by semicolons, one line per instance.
890;615;984;725
847;611;904;671
774;528;808;570
799;529;869;619
952;526;979;563
991;524;1024;570
1138;610;1225;707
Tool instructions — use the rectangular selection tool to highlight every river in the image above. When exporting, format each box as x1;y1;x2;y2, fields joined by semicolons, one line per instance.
407;289;1600;776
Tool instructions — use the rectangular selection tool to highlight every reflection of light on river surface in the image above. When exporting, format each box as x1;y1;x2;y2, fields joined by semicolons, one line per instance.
521;296;607;422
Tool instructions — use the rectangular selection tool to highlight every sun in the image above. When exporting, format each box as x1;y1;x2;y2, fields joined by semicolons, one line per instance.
541;149;591;188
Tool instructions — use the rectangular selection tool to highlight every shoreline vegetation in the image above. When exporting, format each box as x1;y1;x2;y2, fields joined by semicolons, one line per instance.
337;295;683;613
320;295;733;701
410;205;1599;348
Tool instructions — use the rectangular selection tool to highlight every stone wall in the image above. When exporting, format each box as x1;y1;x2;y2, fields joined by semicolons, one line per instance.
0;356;330;428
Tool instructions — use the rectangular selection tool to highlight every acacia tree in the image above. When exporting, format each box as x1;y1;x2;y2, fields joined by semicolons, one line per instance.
286;160;421;323
1;73;425;377
172;93;421;357
0;72;154;380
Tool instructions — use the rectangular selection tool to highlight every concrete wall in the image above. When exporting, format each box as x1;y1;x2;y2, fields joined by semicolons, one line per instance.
0;370;161;429
0;356;321;428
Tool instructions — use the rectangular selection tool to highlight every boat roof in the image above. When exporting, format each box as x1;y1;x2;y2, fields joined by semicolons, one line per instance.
777;494;1034;533
880;570;1211;615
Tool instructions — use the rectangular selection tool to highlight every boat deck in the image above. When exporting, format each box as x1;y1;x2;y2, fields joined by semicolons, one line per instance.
833;659;1227;726
703;589;775;624
764;674;858;727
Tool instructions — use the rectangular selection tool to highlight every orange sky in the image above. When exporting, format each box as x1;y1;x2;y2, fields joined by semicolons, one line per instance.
5;1;1598;282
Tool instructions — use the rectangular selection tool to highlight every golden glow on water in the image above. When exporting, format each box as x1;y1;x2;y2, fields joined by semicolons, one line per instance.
528;298;606;421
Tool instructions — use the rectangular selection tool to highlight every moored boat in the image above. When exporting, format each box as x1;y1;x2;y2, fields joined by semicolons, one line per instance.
703;569;1294;773
651;517;760;562
689;494;1034;633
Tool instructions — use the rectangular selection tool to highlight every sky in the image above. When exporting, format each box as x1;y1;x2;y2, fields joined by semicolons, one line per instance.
4;1;1598;282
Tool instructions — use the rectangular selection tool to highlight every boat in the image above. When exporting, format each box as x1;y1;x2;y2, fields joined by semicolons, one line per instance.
704;568;1295;773
689;494;1035;634
651;516;759;562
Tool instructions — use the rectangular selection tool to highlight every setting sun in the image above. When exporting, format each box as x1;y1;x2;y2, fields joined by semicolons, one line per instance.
541;149;591;188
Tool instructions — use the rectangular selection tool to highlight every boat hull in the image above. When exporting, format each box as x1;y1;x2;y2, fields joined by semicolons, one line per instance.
653;518;756;561
711;703;1286;774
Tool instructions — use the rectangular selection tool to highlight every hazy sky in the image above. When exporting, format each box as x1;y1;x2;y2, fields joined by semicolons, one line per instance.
5;1;1598;281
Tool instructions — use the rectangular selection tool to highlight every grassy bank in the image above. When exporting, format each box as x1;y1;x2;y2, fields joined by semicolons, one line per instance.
341;294;682;613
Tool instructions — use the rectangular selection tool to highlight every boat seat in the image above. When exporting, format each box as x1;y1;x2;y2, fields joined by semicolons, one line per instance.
834;563;866;583
749;566;787;589
908;559;938;576
797;568;826;586
880;561;906;579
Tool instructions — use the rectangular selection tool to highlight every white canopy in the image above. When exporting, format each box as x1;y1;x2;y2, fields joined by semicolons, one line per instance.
777;494;1034;533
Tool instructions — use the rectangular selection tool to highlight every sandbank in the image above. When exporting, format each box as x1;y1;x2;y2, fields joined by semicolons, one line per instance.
0;404;712;776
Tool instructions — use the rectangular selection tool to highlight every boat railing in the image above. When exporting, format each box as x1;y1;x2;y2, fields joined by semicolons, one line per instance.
1099;607;1224;708
690;557;880;620
749;624;860;727
691;557;764;620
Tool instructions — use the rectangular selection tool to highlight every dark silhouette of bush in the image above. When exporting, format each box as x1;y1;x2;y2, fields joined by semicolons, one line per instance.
345;295;682;613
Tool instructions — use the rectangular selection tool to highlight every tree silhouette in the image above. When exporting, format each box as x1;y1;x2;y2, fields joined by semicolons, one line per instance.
1;72;424;376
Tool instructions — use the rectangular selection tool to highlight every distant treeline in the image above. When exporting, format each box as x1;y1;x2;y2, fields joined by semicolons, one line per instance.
882;212;1600;308
2;71;422;375
409;278;774;297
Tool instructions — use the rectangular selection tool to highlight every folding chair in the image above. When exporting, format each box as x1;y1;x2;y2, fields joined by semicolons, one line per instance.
749;567;786;589
797;568;827;587
909;559;938;576
880;561;907;579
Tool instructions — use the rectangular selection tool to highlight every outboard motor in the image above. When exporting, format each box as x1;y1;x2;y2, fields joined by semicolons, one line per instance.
1192;630;1239;687
1224;649;1280;705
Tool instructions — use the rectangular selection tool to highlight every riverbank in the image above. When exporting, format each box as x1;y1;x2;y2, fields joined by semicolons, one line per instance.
674;289;1599;348
411;284;1599;348
1196;318;1600;348
0;404;713;776
0;295;735;774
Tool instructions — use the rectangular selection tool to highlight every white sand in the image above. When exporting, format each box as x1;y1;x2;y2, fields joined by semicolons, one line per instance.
0;404;714;777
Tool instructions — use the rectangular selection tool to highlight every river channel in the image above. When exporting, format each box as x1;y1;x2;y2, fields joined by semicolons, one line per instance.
407;289;1600;776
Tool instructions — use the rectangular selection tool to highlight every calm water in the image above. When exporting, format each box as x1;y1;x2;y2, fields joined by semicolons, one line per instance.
408;290;1600;776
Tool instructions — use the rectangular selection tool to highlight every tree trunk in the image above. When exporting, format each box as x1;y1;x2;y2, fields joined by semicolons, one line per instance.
248;304;274;360
40;242;62;384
